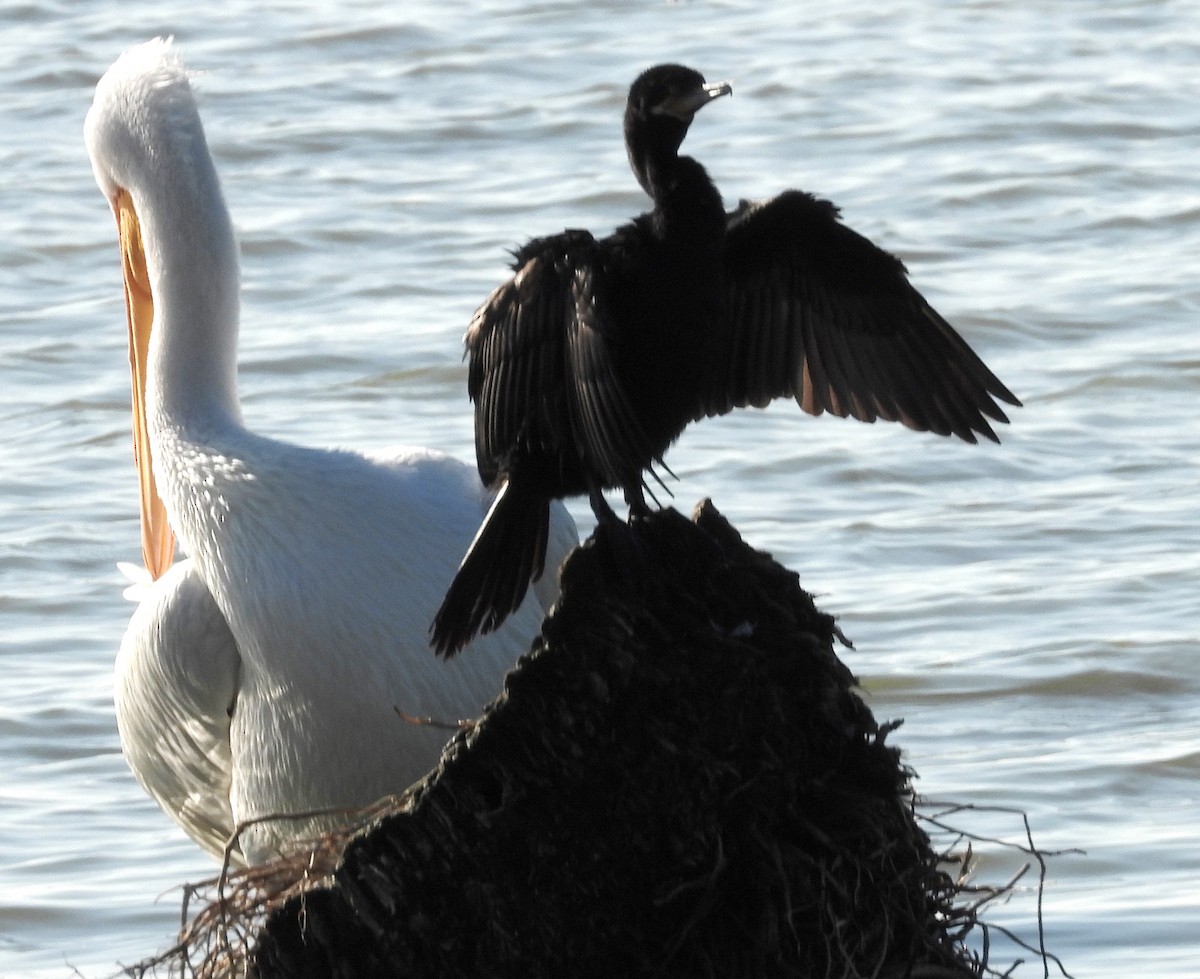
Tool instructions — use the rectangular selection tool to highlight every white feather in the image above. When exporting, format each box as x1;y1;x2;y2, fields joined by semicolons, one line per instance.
88;39;577;864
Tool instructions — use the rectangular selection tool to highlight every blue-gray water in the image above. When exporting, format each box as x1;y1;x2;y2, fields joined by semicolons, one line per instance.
2;1;1198;974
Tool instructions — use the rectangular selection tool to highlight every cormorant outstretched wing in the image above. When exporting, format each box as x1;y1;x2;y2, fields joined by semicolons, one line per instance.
467;230;659;491
703;190;1020;442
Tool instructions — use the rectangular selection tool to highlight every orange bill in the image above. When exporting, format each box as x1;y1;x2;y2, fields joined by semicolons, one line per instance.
116;188;175;579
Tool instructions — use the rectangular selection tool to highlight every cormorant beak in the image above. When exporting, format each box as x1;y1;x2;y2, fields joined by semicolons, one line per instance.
655;79;733;122
114;187;176;580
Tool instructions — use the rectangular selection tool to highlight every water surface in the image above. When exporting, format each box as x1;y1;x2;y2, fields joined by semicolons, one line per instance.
2;1;1198;974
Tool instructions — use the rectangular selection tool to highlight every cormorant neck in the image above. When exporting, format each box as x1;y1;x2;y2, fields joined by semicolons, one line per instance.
626;117;724;236
626;112;689;198
644;155;725;239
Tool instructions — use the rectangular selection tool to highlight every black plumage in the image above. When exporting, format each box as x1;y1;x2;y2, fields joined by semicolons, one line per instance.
431;64;1020;656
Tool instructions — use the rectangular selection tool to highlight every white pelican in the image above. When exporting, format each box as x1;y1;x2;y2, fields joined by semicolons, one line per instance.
87;39;577;865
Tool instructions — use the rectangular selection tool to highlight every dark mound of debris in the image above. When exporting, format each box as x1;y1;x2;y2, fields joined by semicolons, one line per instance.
247;501;974;979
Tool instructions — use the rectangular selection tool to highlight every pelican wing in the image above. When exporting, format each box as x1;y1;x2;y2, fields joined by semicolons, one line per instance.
116;560;242;862
704;191;1020;443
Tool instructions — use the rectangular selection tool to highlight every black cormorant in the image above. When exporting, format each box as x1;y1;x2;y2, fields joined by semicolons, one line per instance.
431;64;1020;656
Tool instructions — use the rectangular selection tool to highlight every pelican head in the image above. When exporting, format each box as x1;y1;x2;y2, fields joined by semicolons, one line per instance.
86;38;238;580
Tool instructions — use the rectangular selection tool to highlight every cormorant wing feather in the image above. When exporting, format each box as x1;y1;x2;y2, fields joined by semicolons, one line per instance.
706;191;1020;443
565;264;661;488
466;231;658;490
466;233;587;484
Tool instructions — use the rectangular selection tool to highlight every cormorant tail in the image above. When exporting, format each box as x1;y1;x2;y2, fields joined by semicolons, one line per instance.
431;478;549;658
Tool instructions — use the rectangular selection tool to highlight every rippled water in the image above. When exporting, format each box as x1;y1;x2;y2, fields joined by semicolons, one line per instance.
2;1;1198;974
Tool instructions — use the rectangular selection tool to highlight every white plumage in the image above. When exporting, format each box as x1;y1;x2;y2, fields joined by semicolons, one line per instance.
88;39;577;864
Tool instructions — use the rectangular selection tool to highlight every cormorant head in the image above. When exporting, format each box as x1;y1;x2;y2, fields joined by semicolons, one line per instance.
624;64;732;196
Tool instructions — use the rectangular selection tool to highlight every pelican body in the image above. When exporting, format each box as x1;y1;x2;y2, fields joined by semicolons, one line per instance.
88;39;576;863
